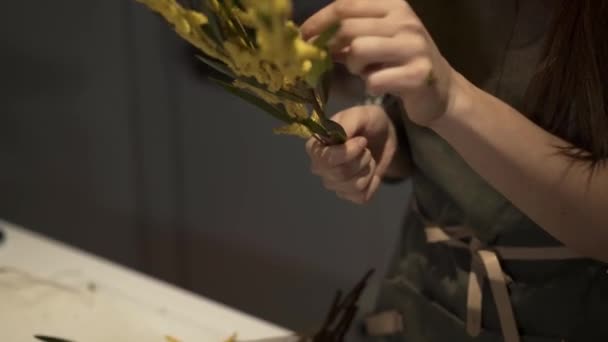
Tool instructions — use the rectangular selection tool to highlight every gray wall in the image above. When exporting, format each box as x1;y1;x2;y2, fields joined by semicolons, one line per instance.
0;0;411;336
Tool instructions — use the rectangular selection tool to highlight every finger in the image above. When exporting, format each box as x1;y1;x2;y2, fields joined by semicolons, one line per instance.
320;136;368;167
305;137;318;157
333;0;389;18
307;139;324;174
365;175;382;202
346;36;419;75
365;58;433;95
337;171;379;205
330;18;394;53
337;191;366;205
325;158;374;194
330;107;372;139
331;47;350;64
312;136;366;177
301;1;387;40
340;157;376;194
324;148;373;183
301;4;336;40
335;191;352;203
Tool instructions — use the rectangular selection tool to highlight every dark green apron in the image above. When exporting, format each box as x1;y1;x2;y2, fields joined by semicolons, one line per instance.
365;1;608;341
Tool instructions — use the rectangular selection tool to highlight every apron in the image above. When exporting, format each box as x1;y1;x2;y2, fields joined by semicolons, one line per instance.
362;1;608;341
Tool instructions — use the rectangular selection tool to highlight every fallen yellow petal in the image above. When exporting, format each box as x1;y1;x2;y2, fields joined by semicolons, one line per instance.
224;333;238;342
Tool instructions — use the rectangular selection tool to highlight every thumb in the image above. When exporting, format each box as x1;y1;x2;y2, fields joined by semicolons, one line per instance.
330;107;371;139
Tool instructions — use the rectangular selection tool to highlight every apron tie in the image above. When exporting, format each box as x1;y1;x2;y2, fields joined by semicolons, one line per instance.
421;203;582;342
366;200;582;342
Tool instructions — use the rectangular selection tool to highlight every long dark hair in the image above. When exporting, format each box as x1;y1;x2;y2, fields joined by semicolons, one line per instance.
526;0;608;168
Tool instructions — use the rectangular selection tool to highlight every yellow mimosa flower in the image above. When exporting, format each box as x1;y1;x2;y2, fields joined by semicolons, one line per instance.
135;0;228;64
274;123;312;139
135;0;344;143
284;102;309;119
233;80;282;105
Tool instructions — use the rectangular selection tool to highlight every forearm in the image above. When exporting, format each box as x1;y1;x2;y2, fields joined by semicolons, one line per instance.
430;72;608;262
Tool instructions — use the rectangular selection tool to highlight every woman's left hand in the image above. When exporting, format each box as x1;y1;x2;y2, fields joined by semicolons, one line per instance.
301;0;463;127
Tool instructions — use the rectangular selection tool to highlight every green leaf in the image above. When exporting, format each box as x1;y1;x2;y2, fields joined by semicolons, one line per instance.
242;26;258;48
217;1;254;49
276;88;313;103
200;2;225;46
291;81;319;102
318;71;333;107
211;78;294;124
34;336;74;342
322;118;347;144
313;22;340;49
303;111;347;145
231;0;245;10
305;53;333;88
196;56;313;105
200;24;222;47
196;54;235;78
304;117;329;137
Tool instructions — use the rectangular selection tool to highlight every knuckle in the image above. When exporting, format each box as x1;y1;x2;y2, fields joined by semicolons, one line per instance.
310;151;322;163
410;22;425;34
408;35;427;53
369;158;378;172
354;178;368;192
320;147;332;164
365;77;383;96
362;149;373;165
395;20;416;33
419;59;433;74
337;21;355;41
324;153;335;166
393;9;423;31
334;1;350;17
349;38;365;56
410;59;433;85
305;143;315;156
335;165;352;179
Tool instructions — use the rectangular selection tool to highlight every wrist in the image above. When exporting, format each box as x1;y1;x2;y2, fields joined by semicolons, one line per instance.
428;70;476;133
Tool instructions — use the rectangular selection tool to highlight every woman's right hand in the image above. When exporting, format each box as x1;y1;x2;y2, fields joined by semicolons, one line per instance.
306;104;399;204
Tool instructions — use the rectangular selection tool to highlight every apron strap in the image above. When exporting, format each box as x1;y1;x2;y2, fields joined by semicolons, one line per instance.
364;310;405;336
416;199;582;342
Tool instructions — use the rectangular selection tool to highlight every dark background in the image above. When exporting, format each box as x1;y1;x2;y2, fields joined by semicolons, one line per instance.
0;1;411;338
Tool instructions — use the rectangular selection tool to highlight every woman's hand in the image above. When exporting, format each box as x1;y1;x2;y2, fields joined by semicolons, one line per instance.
301;0;461;127
306;105;399;204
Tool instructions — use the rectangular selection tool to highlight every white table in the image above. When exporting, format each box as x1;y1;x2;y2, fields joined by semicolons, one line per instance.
0;220;292;342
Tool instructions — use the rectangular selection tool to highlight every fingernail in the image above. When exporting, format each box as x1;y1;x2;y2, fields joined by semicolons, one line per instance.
358;137;368;148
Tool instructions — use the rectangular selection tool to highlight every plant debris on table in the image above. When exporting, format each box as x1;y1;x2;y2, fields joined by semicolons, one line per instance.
34;269;374;342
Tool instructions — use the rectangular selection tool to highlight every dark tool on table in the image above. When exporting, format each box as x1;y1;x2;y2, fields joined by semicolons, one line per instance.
242;269;375;342
35;336;75;342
